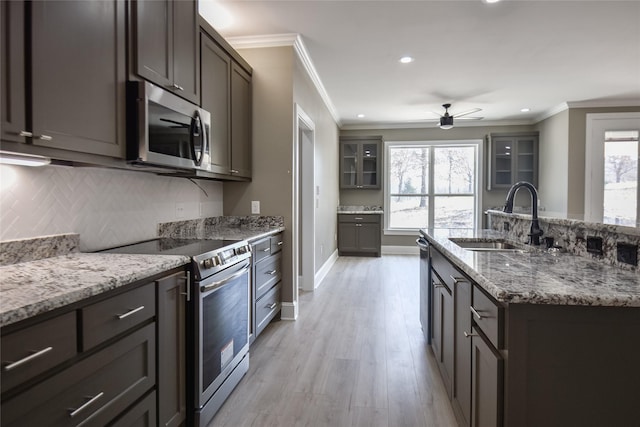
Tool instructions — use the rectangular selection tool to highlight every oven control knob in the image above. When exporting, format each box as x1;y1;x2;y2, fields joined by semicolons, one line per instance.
235;246;248;255
202;258;213;269
213;255;222;266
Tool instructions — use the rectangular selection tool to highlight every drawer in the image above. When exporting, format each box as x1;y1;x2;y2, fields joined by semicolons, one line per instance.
252;238;271;263
1;311;77;394
110;391;157;427
270;234;284;254
81;283;155;351
1;323;155;427
256;284;281;336
255;252;282;300
472;285;504;349
338;214;380;224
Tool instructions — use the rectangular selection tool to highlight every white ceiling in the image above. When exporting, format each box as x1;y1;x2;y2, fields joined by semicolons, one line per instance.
201;0;640;129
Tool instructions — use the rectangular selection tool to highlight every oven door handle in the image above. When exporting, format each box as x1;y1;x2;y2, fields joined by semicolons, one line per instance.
200;262;250;293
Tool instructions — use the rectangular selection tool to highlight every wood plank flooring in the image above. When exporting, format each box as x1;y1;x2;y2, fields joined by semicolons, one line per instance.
208;255;457;427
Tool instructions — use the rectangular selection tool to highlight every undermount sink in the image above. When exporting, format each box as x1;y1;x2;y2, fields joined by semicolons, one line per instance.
450;239;524;252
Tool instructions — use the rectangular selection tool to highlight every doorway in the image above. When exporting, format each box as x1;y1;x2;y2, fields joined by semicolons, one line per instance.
293;104;316;304
585;112;640;227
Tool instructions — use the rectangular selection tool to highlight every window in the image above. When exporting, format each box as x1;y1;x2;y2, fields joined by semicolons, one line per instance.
385;140;481;232
603;130;638;226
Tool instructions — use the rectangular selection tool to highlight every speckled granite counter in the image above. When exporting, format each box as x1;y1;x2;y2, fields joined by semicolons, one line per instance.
337;205;383;214
0;253;189;327
158;215;284;241
421;229;640;307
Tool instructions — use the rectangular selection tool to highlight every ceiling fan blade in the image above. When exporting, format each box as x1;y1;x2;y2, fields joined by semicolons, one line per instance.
452;108;482;118
455;116;484;121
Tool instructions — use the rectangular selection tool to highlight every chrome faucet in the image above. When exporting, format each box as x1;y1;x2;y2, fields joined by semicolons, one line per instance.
503;181;544;245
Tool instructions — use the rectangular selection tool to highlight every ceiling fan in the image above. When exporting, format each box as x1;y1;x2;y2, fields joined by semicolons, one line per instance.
428;103;483;129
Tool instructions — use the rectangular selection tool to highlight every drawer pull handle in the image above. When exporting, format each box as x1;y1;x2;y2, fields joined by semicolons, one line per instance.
179;271;191;301
262;248;271;253
18;130;33;137
230;169;239;174
3;346;53;371
267;270;277;275
68;392;104;418
37;134;53;141
267;302;277;310
117;305;145;320
470;306;483;320
354;217;363;220
464;331;478;338
277;241;283;246
449;275;466;285
433;283;444;289
356;224;362;227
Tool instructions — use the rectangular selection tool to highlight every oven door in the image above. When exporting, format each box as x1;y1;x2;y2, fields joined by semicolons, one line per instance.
195;260;250;409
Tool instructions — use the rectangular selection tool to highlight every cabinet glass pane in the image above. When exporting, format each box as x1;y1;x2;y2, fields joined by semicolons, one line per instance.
518;154;534;171
495;171;511;185
343;143;358;158
494;141;512;157
518;139;534;154
517;171;534;182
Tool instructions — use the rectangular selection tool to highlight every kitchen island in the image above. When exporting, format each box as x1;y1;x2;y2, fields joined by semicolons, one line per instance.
420;228;640;427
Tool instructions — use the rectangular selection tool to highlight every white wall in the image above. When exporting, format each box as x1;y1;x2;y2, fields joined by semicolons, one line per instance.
0;164;223;251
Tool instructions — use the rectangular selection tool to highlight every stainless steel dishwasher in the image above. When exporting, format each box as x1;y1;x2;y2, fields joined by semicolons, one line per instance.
416;235;432;344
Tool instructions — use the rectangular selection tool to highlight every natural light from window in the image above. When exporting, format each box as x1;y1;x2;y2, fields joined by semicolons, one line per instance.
386;141;479;232
603;130;638;227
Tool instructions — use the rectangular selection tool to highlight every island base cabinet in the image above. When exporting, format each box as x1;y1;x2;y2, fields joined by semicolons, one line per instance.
471;329;503;427
505;304;640;427
431;279;454;399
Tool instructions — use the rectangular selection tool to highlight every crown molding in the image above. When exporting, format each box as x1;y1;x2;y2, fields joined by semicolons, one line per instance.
226;33;342;126
340;119;534;131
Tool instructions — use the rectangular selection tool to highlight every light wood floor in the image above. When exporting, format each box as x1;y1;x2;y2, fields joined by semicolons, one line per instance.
208;255;457;427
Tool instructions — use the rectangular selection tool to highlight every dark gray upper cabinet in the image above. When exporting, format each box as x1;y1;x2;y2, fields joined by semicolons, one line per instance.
230;62;252;178
200;31;231;175
1;0;126;158
0;1;26;144
487;132;538;190
132;0;199;105
199;21;252;180
340;136;382;189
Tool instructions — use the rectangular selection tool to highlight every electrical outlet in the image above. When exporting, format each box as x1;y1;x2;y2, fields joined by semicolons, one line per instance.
251;200;260;215
175;202;185;219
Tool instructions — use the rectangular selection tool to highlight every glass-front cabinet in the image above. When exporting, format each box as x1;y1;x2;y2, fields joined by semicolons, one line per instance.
340;136;382;189
487;132;538;190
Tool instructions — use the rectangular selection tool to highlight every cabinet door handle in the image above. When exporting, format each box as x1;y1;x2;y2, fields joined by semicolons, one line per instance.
470;306;483;320
116;305;145;320
68;392;104;418
262;248;271;252
169;83;184;91
267;270;278;275
356;224;362;227
179;271;191;301
277;241;283;246
36;134;53;141
449;275;466;284
3;346;53;371
267;302;277;310
18;130;33;137
230;169;239;174
464;331;478;338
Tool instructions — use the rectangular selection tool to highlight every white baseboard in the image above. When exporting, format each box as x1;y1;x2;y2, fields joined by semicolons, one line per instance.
280;301;298;320
382;245;419;255
315;249;338;289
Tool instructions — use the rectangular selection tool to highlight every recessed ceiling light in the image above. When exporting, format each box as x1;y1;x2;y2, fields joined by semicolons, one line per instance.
483;0;501;3
357;114;365;118
521;108;531;113
399;56;414;64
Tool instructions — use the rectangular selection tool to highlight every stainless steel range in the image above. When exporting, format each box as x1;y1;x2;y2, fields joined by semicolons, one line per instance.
102;238;252;426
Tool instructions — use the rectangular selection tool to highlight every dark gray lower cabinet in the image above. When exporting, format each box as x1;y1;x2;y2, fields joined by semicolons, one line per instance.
0;268;188;427
471;328;502;427
431;273;454;399
156;271;187;427
250;233;283;343
337;214;381;257
452;278;472;427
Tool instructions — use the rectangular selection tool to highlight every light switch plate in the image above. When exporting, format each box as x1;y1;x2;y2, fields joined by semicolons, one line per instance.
251;200;260;214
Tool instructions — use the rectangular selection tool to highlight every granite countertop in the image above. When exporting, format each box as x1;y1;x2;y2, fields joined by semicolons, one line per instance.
0;253;189;327
421;229;640;308
338;205;384;214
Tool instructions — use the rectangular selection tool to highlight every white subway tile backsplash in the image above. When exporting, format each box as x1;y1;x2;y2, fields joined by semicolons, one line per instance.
0;164;223;252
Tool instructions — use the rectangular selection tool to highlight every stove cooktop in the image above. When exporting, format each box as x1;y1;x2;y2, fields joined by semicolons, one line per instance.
101;238;241;257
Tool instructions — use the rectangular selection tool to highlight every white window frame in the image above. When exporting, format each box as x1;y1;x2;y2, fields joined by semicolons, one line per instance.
384;140;483;235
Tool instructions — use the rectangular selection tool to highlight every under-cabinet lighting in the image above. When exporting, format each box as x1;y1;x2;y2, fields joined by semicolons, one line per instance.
0;151;51;167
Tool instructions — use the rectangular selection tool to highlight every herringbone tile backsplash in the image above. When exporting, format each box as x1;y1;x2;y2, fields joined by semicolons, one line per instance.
0;164;223;251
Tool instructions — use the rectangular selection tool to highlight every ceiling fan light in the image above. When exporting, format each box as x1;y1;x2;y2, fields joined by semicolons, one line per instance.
440;116;454;129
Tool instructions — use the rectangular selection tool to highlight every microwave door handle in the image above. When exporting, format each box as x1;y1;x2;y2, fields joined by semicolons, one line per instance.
190;113;199;165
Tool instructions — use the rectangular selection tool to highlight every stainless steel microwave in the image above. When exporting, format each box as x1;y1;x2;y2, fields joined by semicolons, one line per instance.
126;81;211;172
